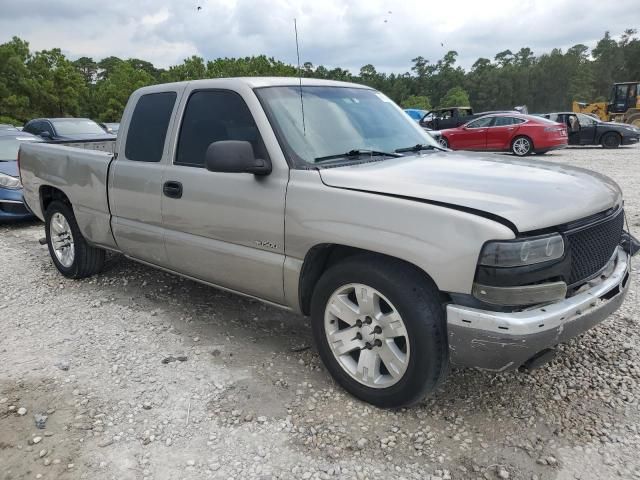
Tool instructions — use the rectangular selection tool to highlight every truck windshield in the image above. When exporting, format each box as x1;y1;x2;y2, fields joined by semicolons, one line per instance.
256;86;438;165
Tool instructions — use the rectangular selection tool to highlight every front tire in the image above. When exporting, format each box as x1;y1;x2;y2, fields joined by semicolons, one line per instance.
511;136;533;156
601;132;621;149
437;136;449;148
310;255;448;408
45;201;105;278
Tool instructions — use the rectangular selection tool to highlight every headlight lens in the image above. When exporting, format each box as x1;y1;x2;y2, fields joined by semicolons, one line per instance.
0;173;21;189
479;234;564;267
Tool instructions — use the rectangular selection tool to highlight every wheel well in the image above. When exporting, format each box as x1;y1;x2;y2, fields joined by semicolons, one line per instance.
40;186;71;214
600;131;621;143
298;244;446;316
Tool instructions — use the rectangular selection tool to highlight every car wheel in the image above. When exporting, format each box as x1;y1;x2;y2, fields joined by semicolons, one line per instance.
310;254;448;408
601;132;621;149
437;136;449;148
511;136;533;156
45;200;105;279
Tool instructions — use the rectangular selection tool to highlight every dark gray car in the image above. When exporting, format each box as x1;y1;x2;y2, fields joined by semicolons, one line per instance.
23;118;116;142
543;112;640;148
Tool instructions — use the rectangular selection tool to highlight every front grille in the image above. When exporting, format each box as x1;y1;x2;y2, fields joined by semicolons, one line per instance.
565;209;624;285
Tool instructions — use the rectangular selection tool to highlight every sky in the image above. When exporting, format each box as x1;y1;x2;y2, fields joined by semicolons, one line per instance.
1;0;639;73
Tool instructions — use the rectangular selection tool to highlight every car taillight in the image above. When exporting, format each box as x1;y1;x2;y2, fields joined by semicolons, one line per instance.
544;127;566;135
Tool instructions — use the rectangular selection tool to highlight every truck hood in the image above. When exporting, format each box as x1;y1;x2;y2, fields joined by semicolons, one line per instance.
318;151;622;233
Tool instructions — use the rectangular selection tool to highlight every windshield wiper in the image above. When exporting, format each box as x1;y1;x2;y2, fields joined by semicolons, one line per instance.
314;149;402;163
394;143;438;153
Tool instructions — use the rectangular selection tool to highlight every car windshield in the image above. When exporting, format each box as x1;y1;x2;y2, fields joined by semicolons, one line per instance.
0;136;42;160
51;119;106;135
256;86;438;165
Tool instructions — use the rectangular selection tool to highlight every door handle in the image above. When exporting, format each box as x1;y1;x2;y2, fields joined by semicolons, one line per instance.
163;181;183;199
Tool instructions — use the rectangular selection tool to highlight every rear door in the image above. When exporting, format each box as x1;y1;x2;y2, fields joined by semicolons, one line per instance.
160;86;288;304
454;117;493;150
486;116;521;150
109;88;182;265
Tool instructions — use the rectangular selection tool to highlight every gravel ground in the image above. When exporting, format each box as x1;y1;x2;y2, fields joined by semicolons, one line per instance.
1;144;639;480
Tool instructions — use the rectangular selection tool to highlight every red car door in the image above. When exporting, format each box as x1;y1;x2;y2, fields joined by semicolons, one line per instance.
452;116;493;150
486;116;521;150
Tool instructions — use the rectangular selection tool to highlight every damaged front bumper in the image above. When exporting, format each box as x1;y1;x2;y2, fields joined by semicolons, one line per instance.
446;246;631;371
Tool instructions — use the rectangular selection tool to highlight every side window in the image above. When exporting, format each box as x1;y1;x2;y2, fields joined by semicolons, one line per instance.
125;92;177;162
577;114;596;127
493;117;514;126
175;90;267;168
511;118;526;124
466;117;493;128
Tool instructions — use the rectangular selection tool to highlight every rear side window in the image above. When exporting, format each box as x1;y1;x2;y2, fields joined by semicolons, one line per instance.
175;90;266;167
493;117;514;126
125;92;177;162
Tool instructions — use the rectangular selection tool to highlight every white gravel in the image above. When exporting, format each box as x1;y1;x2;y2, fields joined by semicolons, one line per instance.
1;144;639;480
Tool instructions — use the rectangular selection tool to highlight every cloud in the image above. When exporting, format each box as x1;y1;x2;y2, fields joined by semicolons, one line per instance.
1;0;639;72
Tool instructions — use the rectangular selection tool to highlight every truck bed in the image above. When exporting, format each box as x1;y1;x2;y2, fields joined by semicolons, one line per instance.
19;140;117;249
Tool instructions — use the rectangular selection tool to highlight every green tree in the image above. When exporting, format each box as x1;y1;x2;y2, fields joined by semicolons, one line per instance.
94;61;155;121
439;86;470;108
400;95;431;110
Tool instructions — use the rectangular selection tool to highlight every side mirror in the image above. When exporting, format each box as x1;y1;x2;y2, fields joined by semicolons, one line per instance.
205;140;271;176
39;131;51;139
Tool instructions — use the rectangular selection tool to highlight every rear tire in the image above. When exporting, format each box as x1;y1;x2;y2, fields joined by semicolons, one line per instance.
511;136;533;156
45;201;105;279
310;254;448;408
601;132;621;149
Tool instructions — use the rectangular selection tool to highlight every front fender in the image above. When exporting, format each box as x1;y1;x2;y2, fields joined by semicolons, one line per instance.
283;170;515;311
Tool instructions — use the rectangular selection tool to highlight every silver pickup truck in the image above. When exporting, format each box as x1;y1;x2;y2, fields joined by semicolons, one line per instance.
19;78;638;407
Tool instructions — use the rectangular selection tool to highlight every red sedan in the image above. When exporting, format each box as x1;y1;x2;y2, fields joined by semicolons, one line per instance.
438;113;568;156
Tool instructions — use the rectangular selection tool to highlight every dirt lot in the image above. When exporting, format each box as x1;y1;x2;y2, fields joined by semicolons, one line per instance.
1;145;639;480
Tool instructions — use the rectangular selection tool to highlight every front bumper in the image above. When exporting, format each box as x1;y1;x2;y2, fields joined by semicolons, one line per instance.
621;135;639;145
0;188;34;220
447;246;630;371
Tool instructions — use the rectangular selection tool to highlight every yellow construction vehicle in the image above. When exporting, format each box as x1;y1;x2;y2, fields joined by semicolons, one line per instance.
573;81;640;127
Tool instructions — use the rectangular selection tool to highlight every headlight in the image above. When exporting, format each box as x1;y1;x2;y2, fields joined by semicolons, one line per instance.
479;234;564;267
0;173;21;189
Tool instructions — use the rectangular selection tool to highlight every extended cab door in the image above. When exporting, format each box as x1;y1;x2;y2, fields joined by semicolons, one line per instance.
160;86;288;304
109;88;182;265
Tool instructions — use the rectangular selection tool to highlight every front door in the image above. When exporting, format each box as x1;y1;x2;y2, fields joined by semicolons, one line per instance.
577;114;598;144
161;88;288;304
110;89;180;265
455;116;492;150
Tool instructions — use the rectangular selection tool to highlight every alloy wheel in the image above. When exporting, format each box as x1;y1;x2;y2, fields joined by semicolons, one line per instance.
324;283;410;389
512;137;531;156
49;212;75;268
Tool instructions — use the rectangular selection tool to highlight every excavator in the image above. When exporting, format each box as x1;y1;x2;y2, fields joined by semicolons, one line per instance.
573;81;640;127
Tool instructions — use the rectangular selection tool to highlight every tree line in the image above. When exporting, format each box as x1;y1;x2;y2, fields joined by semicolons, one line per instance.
0;29;639;125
